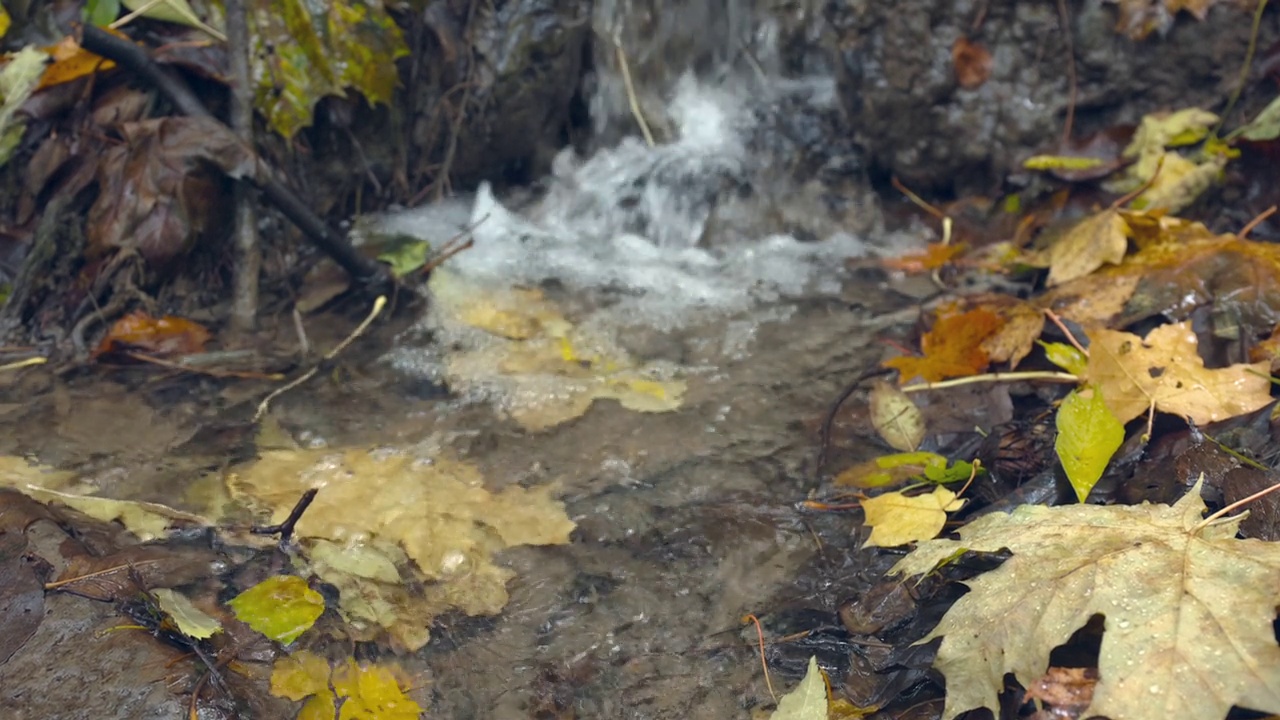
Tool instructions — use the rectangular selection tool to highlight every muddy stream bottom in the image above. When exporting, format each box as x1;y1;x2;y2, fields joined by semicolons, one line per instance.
0;280;927;719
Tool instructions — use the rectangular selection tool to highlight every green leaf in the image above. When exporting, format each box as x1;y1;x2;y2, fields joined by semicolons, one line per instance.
228;575;325;644
249;0;407;138
84;0;121;27
152;588;222;639
1232;94;1280;142
1039;340;1088;375
770;656;828;720
375;235;432;278
1023;155;1106;171
923;458;977;485
1054;386;1124;502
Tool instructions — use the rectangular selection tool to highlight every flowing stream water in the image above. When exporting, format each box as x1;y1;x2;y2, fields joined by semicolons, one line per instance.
346;7;929;715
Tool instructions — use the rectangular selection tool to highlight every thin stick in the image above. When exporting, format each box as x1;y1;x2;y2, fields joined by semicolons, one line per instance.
0;357;46;372
1043;309;1089;356
250;489;317;545
614;31;655;147
1055;0;1077;145
891;177;946;220
900;370;1079;393
1110;155;1165;209
742;614;776;702
254;295;387;421
1218;0;1270;139
1191;474;1280;534
122;350;283;380
1239;205;1276;240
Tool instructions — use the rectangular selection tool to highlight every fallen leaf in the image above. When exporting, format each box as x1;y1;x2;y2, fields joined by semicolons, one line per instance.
868;380;924;452
976;297;1045;368
1054;386;1125;502
37;36;115;90
1040;341;1088;375
770;656;828;720
881;242;966;273
1106;0;1222;39
861;487;966;548
1024;667;1098;713
92;310;212;359
270;649;333;700
430;270;686;431
152;588;222;639
891;478;1280;720
249;0;407;138
330;657;422;720
228;575;325;644
884;307;1003;383
0;47;48;168
86;117;258;269
227;445;575;650
1084;321;1272;424
21;486;209;541
1047;210;1130;286
951;36;992;89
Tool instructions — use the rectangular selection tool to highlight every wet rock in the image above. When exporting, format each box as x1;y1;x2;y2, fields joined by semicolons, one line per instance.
825;0;1279;194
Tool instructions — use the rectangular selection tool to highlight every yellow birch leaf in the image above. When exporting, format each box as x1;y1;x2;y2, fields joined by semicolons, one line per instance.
861;487;966;548
228;575;325;644
1054;386;1125;502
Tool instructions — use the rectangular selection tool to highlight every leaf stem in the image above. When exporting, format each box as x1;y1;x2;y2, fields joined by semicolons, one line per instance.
900;370;1078;393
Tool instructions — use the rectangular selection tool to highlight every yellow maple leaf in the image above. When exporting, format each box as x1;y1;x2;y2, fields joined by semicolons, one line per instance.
860;487;966;548
1083;321;1272;425
892;478;1280;720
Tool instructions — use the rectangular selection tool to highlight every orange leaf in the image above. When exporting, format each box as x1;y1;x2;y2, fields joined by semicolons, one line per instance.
952;36;993;90
38;36;116;90
883;242;967;273
884;308;1003;383
93;311;211;360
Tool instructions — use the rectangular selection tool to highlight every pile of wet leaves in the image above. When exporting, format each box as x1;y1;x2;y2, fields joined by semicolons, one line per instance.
769;107;1280;719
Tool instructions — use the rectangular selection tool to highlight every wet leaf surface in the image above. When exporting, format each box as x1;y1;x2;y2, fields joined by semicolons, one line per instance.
893;480;1280;720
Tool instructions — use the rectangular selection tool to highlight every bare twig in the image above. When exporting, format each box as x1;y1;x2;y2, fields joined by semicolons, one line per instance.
254;295;387;421
225;0;259;332
614;31;655;147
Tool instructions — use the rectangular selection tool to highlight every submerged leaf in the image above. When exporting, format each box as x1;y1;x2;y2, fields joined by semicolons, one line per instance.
892;479;1280;720
228;575;325;644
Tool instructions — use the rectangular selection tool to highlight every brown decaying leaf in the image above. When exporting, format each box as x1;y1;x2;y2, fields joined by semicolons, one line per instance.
868;380;924;452
1084;321;1272;425
1024;667;1098;711
1106;0;1222;40
0;490;51;665
970;295;1045;369
85;117;260;268
952;36;993;89
884;307;1003;383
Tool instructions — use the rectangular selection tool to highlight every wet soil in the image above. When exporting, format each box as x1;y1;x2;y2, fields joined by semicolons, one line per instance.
0;272;931;719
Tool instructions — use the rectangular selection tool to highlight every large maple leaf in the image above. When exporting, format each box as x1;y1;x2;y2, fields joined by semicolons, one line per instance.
891;481;1280;719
